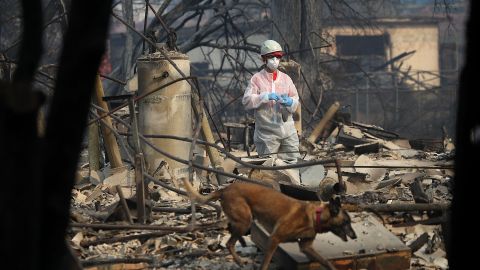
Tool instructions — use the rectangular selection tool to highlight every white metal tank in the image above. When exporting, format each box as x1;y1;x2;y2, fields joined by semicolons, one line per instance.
137;50;192;178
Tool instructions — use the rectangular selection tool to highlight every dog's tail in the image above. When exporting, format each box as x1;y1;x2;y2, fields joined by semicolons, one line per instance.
182;178;222;204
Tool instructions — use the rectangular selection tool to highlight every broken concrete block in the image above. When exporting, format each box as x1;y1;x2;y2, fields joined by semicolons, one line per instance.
380;140;403;150
103;169;129;187
342;125;365;138
397;172;424;185
101;165;128;179
354;155;387;182
298;164;326;187
396;149;420;158
392;139;412;149
71;232;84;247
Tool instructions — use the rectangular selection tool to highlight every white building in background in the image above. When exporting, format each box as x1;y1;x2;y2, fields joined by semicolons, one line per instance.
323;17;441;90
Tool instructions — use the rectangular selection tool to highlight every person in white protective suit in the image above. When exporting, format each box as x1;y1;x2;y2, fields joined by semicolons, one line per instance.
242;40;300;160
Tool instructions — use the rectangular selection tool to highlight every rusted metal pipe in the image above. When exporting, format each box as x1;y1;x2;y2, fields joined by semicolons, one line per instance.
135;154;146;224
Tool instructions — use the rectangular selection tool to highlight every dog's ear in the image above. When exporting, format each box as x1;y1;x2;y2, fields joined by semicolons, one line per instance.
329;196;341;216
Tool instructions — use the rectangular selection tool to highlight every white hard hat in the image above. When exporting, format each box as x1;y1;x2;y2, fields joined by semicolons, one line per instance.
260;40;283;56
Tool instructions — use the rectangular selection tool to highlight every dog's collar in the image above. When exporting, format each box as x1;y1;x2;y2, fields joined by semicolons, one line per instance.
315;207;323;233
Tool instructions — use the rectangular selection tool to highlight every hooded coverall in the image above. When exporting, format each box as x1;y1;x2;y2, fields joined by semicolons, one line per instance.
242;69;300;160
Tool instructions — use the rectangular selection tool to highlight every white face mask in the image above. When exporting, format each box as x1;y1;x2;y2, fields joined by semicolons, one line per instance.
266;57;280;70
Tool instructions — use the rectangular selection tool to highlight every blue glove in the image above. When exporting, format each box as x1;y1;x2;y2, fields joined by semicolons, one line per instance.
267;92;280;101
280;94;293;107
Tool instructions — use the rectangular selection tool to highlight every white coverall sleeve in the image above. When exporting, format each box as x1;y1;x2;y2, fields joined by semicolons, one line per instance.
286;77;299;113
242;76;269;110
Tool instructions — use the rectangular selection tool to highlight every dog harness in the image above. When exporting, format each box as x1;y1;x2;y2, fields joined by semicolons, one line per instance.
315;207;323;233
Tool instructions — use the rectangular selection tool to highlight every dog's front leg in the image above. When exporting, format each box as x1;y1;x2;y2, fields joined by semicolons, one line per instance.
259;236;280;270
299;238;337;270
226;235;247;265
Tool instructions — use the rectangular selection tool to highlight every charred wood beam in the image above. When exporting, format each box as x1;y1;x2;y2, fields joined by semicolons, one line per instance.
79;231;170;247
70;220;225;231
408;232;429;253
409;179;432;203
115;185;133;224
80;250;228;267
392;215;447;227
81;257;153;268
343;203;450;213
152;206;216;215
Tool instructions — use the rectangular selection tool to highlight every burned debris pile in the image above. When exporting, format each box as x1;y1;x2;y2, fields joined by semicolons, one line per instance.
69;107;453;269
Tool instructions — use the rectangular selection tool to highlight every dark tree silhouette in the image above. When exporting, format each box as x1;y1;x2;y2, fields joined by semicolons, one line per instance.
450;1;479;270
0;0;113;269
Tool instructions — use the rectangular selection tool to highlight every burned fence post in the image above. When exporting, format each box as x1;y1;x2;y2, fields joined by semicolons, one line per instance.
135;153;146;224
128;94;149;224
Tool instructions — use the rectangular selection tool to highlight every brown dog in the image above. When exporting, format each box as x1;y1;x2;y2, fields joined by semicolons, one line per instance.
182;179;357;270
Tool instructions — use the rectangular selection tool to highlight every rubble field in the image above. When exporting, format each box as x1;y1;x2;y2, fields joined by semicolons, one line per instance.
70;122;453;270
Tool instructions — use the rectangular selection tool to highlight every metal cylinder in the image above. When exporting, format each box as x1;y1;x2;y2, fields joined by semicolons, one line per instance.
137;51;192;177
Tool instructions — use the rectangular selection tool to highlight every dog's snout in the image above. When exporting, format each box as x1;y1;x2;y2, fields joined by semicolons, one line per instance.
348;229;357;240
